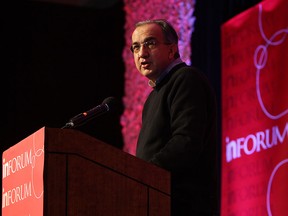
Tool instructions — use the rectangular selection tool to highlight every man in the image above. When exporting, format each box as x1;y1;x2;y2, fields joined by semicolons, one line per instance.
131;19;218;215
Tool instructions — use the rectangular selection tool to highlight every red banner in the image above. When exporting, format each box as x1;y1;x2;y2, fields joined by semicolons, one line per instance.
2;127;45;216
221;0;288;215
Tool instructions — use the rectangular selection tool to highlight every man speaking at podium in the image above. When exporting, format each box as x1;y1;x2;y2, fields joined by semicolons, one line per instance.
130;19;218;216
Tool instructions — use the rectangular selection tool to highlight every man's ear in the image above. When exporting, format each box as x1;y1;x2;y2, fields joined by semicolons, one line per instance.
169;44;178;59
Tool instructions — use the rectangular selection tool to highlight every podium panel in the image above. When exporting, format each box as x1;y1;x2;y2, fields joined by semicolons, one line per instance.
2;127;171;216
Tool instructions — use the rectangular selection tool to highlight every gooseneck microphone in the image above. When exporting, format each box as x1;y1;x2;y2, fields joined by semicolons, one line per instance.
62;97;115;129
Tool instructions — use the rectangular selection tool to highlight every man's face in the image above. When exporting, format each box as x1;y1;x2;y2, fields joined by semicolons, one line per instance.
131;23;176;82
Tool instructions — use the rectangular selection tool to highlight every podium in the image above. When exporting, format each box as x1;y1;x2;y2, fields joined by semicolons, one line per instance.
2;127;170;216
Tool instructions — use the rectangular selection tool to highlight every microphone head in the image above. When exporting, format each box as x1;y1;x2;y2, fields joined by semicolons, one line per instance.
102;96;116;111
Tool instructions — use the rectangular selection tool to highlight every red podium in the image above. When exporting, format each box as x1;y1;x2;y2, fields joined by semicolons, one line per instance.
2;127;170;216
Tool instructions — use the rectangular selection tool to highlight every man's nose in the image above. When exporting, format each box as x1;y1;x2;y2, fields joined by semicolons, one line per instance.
138;45;149;57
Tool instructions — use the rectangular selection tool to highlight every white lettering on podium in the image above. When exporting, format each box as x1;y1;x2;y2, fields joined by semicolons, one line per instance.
2;150;33;179
2;182;32;208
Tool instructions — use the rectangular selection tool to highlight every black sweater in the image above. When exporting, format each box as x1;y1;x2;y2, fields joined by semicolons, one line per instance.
136;63;218;215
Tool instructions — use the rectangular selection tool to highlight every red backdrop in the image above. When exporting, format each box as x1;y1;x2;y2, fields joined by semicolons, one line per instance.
221;0;288;215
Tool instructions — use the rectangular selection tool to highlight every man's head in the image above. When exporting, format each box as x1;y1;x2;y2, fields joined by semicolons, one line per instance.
131;19;180;82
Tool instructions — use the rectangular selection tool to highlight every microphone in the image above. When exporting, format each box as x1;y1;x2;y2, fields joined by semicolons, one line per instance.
62;97;115;129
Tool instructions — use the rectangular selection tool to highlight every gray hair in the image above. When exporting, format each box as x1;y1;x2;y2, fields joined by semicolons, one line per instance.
135;19;180;58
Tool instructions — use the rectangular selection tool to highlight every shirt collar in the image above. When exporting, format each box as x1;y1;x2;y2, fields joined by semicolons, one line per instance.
148;58;183;87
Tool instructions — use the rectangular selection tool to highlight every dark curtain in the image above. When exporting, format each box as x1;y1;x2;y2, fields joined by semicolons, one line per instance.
2;0;125;153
